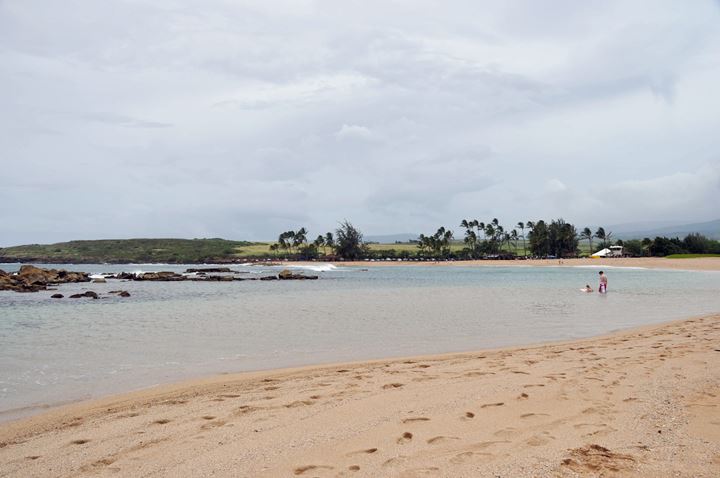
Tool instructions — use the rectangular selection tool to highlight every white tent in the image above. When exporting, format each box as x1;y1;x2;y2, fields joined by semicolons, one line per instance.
591;248;611;258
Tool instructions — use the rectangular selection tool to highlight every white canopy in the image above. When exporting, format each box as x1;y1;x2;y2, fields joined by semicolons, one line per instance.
591;248;611;257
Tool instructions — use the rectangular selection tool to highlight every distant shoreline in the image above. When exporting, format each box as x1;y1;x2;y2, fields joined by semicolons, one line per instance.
287;256;720;271
2;256;720;271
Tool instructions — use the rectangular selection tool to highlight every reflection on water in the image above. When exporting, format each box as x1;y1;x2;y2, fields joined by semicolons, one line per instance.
1;263;718;419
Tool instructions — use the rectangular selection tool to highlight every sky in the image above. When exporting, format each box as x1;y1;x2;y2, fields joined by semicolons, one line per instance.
2;0;720;246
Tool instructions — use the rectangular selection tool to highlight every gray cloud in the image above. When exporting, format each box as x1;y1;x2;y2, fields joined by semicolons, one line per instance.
1;0;720;246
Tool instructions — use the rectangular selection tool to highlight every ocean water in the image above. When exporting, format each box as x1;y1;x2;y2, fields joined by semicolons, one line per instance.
1;262;719;421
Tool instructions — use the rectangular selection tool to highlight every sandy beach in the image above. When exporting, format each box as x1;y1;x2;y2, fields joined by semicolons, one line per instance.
1;314;718;477
315;257;720;272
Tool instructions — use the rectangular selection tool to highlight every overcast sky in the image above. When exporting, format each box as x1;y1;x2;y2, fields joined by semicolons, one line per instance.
2;0;720;245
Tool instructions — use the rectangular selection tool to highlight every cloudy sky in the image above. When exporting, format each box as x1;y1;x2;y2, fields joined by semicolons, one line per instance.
2;0;720;245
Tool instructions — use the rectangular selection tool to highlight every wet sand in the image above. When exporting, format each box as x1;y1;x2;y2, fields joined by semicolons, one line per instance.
313;257;720;271
1;315;719;477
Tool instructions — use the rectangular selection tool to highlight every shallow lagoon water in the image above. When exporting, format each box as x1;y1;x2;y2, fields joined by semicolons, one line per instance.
1;263;718;420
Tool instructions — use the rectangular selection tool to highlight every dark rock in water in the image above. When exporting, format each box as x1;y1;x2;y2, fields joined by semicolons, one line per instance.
69;291;99;299
108;290;131;297
188;275;234;282
277;269;319;280
260;275;278;281
186;267;232;273
115;272;136;280
134;271;186;281
0;265;91;292
51;293;64;299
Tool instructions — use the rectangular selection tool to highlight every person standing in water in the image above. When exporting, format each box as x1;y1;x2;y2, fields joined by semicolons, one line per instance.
598;270;608;293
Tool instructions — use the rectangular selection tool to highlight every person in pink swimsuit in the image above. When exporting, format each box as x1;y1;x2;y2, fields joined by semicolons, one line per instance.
598;271;608;293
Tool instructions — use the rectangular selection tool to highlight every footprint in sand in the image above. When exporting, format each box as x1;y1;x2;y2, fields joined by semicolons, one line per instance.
347;448;377;456
348;465;361;471
402;417;430;424
293;465;333;475
70;439;90;445
481;402;504;408
464;412;475;419
427;436;460;445
493;428;519;438
526;432;555;446
520;413;549;419
383;383;404;389
449;451;493;464
397;432;413;444
153;419;171;425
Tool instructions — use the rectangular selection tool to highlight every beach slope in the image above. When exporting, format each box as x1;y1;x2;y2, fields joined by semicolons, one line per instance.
1;315;719;477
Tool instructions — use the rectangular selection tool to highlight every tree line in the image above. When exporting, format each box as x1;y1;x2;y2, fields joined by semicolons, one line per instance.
270;218;719;260
269;218;641;260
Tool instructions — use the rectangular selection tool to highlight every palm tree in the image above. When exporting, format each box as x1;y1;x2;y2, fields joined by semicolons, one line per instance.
510;229;519;254
595;227;606;249
442;228;454;256
460;219;478;256
324;232;335;255
516;221;526;257
313;235;325;255
580;227;593;255
484;224;495;253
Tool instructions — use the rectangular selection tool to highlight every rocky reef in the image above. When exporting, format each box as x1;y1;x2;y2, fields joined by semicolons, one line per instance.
0;265;90;292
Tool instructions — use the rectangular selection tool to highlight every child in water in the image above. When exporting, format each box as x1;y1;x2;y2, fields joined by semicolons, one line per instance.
582;284;593;292
598;271;608;293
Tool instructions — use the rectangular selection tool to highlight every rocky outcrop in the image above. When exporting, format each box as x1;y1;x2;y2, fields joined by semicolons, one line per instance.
0;265;91;292
134;272;187;281
185;267;232;273
278;269;319;280
69;291;99;299
51;293;64;299
109;290;131;297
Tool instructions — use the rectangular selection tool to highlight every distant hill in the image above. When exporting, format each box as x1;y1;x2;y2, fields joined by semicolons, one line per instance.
0;238;259;264
612;219;720;240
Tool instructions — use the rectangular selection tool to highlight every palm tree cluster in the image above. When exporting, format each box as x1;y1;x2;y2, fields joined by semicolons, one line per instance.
270;219;616;261
312;232;335;256
417;227;454;256
270;228;308;255
458;218;527;257
270;222;364;259
579;227;614;253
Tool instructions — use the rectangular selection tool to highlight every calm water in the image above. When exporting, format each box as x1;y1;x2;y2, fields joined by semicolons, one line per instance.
1;262;719;421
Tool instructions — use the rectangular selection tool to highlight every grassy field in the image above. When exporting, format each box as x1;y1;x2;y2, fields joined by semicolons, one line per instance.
237;241;596;257
1;239;601;263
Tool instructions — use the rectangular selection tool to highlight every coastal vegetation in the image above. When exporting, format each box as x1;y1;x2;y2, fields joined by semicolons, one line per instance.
2;223;719;264
0;238;256;264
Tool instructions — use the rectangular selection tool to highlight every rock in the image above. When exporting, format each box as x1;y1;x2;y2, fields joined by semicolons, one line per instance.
51;293;64;299
277;269;319;280
118;291;130;297
134;271;186;281
185;267;232;273
115;272;136;280
69;291;98;299
0;265;90;292
93;278;107;283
